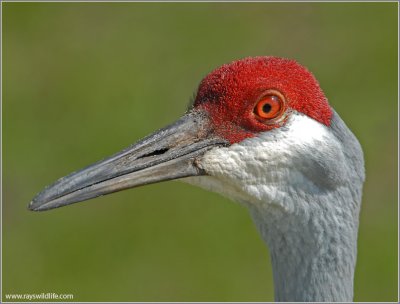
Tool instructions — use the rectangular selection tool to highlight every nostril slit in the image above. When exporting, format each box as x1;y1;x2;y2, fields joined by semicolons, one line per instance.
139;148;169;158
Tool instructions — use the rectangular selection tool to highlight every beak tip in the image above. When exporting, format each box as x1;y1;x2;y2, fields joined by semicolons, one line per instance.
28;199;41;212
28;193;50;212
27;201;37;211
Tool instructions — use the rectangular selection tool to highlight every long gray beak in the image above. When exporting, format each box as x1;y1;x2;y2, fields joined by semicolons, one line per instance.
28;110;228;211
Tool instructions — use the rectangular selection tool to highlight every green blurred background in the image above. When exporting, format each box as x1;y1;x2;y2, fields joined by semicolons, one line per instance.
3;2;398;302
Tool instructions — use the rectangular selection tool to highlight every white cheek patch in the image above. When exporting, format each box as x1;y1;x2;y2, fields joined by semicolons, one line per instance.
193;113;347;208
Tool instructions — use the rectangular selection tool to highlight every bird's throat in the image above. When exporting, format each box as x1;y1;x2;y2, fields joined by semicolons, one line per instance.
249;203;359;302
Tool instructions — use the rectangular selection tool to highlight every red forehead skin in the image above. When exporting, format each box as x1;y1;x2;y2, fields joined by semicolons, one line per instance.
193;56;332;144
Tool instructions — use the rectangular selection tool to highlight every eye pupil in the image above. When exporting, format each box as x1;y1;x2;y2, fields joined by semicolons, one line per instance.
262;103;272;113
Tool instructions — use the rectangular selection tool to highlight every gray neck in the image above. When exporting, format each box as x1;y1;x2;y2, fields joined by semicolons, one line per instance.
250;201;359;302
247;111;363;302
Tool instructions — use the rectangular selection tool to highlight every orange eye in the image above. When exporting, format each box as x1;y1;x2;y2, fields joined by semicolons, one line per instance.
254;93;284;120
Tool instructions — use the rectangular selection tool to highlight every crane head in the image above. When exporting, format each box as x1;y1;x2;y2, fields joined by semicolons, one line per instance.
29;57;364;214
193;56;332;143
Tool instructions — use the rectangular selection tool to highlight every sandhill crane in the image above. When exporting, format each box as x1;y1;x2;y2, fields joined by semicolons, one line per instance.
29;57;365;302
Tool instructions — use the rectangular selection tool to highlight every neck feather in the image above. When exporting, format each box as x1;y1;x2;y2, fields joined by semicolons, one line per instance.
249;197;360;302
